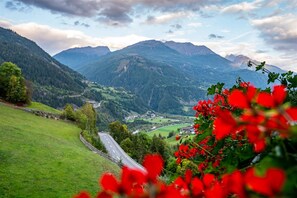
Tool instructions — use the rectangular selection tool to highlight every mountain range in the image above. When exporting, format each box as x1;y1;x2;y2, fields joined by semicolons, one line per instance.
55;40;270;114
0;25;281;116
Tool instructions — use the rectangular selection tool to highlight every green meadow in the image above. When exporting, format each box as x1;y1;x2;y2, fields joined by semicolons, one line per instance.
0;104;119;198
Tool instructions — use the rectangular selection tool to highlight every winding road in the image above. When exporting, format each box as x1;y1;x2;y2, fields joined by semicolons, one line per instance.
98;132;146;173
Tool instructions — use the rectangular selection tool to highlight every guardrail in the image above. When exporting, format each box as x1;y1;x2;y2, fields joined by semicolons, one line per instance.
79;133;122;167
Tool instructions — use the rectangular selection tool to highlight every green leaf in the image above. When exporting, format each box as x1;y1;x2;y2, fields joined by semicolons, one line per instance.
268;72;279;84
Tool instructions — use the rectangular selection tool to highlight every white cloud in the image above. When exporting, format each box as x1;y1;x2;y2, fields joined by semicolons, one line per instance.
0;19;12;28
251;14;297;51
0;21;150;54
221;0;263;13
145;12;190;24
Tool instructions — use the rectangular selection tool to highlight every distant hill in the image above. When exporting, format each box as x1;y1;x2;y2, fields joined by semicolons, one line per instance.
78;40;268;115
0;27;86;108
226;54;285;73
54;46;110;71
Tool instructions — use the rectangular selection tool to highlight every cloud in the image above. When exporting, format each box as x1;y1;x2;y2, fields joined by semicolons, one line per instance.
10;0;218;25
251;14;297;52
74;21;90;28
145;12;189;24
221;0;263;14
208;33;224;39
256;50;268;53
5;0;31;12
171;24;182;29
0;19;12;28
0;20;150;54
166;30;174;34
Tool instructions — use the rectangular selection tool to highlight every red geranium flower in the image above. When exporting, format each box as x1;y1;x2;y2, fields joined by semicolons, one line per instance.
245;168;286;197
257;85;286;108
143;154;164;183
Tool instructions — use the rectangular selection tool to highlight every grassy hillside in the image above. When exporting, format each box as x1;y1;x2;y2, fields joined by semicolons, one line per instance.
27;102;62;114
0;104;119;198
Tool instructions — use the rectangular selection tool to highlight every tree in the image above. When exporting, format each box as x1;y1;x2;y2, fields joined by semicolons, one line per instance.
0;62;29;104
76;110;88;130
63;104;76;121
109;121;130;143
120;138;133;156
80;103;97;134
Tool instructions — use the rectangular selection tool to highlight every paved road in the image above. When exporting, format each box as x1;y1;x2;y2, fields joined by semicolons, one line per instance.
98;132;146;172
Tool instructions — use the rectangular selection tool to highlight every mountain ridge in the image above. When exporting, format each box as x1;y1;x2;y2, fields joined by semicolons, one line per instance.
54;45;110;71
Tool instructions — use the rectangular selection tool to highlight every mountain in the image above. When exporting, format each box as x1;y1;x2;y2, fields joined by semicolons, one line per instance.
0;26;86;108
53;46;110;71
80;53;205;115
226;54;285;73
78;40;269;115
164;41;215;56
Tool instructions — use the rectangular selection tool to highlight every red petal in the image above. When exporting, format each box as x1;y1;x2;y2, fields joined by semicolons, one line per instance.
100;173;119;193
257;92;274;108
247;86;257;101
185;169;192;184
191;177;204;196
203;173;215;188
121;167;145;194
286;107;297;121
204;182;224;198
96;191;112;198
272;85;286;106
266;168;286;194
143;154;164;182
228;89;249;108
245;168;272;196
74;191;91;198
213;110;237;140
253;139;266;153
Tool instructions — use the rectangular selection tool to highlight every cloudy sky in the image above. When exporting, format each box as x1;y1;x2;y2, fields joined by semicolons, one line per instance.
0;0;297;71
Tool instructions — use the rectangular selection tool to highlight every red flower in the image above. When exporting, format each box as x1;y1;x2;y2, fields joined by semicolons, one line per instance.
100;166;146;196
176;135;181;141
228;89;250;109
257;85;286;108
228;86;257;109
213;109;238;140
96;191;112;198
203;174;216;188
222;170;246;198
143;154;164;183
245;168;286;197
191;177;204;196
100;173;119;193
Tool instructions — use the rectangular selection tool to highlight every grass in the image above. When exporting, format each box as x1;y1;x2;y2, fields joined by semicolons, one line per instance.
27;102;62;114
0;104;120;198
147;123;191;138
143;117;179;124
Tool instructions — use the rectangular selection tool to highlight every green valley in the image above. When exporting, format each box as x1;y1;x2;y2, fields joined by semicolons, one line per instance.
0;104;119;198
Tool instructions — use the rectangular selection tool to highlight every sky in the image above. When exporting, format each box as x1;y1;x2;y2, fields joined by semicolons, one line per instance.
0;0;297;71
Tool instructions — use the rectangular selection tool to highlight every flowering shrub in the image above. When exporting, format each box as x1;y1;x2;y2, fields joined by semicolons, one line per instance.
75;64;297;197
74;154;286;198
